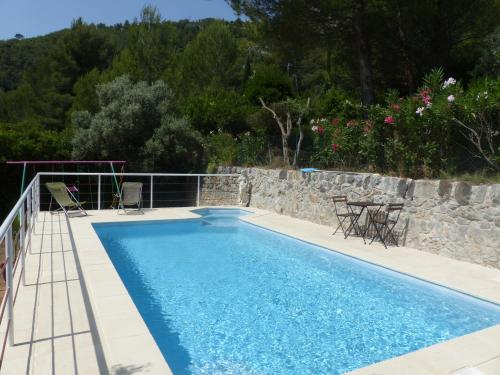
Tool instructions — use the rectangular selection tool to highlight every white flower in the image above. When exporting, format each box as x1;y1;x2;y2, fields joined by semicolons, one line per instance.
447;95;455;103
416;107;425;116
310;119;315;124
425;102;432;109
442;77;456;89
477;91;489;101
245;131;250;136
311;125;318;132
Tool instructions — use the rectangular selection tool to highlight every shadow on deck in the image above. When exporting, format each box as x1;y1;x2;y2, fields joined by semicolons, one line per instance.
0;212;109;374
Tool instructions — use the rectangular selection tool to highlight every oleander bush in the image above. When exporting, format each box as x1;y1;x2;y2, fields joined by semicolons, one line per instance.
310;70;500;177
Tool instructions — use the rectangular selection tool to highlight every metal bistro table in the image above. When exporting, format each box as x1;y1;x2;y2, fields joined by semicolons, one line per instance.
345;201;385;244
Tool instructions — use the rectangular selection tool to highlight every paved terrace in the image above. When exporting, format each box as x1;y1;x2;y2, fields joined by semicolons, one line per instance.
1;207;499;375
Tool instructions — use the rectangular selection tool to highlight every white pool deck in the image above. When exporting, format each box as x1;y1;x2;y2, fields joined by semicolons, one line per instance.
1;206;499;375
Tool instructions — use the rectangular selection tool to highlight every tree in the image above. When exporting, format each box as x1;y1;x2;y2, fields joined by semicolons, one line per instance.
229;0;500;102
259;97;310;166
452;77;500;171
48;18;113;94
229;0;377;105
183;86;249;134
174;21;239;96
143;116;205;172
71;75;204;171
123;5;176;82
244;64;293;104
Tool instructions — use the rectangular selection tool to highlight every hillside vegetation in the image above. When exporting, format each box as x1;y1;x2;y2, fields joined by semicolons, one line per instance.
1;2;499;215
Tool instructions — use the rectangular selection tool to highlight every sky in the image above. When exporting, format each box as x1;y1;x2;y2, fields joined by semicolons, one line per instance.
0;0;238;40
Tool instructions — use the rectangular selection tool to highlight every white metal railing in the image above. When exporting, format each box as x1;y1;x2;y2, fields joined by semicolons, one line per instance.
37;172;239;210
0;171;238;364
0;173;40;363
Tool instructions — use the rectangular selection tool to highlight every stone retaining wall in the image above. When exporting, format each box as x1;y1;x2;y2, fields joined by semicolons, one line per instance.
217;166;500;269
199;175;240;206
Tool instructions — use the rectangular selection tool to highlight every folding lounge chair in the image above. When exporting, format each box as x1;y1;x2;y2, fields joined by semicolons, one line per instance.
45;182;87;216
119;182;143;213
332;196;358;237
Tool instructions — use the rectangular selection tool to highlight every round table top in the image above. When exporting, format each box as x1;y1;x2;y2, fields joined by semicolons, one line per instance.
347;201;384;207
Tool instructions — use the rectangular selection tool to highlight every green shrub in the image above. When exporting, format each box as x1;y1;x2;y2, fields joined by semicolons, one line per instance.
238;131;267;166
205;132;239;172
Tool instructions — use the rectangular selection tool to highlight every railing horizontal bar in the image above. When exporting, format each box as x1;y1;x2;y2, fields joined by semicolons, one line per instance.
39;172;239;177
7;160;126;165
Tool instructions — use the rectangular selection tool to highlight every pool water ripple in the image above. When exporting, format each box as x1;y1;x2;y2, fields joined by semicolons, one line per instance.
94;212;500;375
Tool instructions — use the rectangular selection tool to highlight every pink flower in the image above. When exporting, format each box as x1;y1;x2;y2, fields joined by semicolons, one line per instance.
384;116;395;124
419;88;432;108
317;126;325;135
331;143;340;152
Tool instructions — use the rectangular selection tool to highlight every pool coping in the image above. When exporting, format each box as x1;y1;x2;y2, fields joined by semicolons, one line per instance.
68;206;500;375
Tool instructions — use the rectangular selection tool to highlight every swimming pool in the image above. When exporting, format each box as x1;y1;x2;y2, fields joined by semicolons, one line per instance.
93;209;500;375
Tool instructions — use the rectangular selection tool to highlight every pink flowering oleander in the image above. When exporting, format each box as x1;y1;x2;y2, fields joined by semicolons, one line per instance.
384;116;395;124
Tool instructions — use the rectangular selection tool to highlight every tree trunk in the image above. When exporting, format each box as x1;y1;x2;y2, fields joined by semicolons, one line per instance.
395;1;415;93
353;0;375;105
259;97;291;166
293;98;310;167
282;137;290;165
293;129;303;168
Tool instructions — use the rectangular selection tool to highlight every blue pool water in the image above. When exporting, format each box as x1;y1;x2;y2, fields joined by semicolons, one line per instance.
93;209;500;375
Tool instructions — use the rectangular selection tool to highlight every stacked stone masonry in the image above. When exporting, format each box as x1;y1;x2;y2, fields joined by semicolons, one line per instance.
200;175;240;206
215;166;500;269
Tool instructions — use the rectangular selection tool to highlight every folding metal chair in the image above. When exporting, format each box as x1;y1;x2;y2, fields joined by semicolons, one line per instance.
332;196;358;237
369;203;404;248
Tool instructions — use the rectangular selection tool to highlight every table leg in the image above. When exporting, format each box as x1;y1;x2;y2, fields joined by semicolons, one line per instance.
345;206;365;241
366;206;386;248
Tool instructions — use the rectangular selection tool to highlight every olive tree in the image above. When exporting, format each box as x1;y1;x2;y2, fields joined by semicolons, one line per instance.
71;75;204;171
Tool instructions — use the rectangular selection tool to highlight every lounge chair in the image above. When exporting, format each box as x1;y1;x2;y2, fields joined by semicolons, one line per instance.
46;182;87;216
119;182;143;213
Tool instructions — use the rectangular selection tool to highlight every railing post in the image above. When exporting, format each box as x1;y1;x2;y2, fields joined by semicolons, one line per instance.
150;175;154;209
32;178;37;234
19;206;26;286
27;189;31;229
97;175;101;210
6;226;14;346
35;174;40;222
197;176;200;207
27;189;32;255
